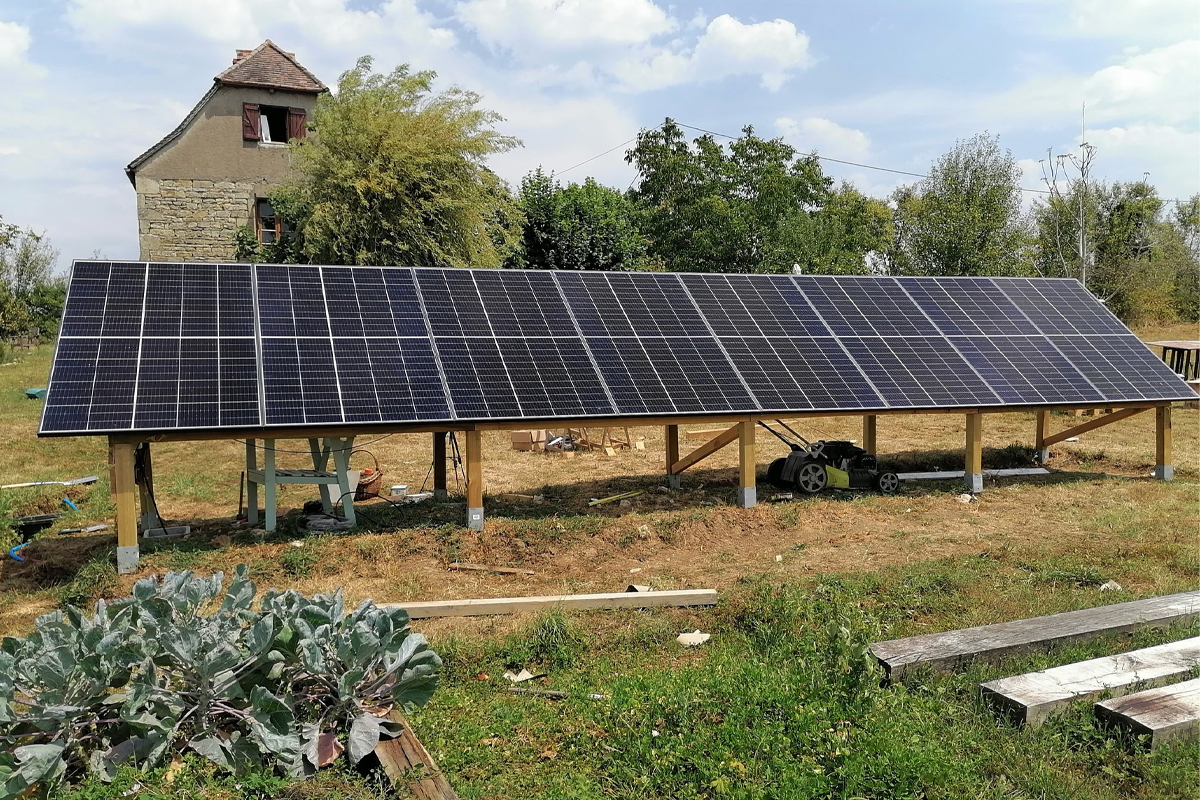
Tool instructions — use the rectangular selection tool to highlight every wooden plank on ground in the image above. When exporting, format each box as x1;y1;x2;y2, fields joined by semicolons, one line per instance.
385;589;718;619
981;637;1200;727
373;710;458;799
1095;678;1200;748
870;591;1200;680
898;467;1049;481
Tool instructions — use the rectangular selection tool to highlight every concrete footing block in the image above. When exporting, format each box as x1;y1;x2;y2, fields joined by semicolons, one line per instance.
467;507;485;531
116;545;140;575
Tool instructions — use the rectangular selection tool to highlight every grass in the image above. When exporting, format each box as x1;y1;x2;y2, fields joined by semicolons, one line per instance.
0;325;1197;797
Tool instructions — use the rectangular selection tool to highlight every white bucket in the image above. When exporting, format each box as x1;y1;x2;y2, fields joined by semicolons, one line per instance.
391;484;408;498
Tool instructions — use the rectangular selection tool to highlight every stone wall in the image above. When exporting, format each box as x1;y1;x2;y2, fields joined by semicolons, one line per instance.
136;177;273;262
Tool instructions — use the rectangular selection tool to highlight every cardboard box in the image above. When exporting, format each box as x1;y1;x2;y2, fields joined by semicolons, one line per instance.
511;430;550;451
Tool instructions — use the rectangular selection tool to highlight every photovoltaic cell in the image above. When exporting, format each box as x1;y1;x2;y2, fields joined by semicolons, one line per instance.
554;272;635;337
1050;335;1188;402
721;337;882;411
950;336;1102;405
899;277;1037;336
435;337;522;419
584;337;675;415
996;279;1128;336
680;274;829;337
637;337;755;413
841;337;1000;407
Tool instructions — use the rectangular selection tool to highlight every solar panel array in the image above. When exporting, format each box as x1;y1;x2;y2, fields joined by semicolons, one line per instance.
40;262;1194;435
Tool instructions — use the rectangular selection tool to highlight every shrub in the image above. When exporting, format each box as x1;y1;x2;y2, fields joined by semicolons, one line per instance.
0;567;440;798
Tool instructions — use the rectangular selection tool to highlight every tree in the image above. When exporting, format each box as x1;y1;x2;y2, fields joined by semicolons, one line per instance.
1031;181;1189;324
0;217;63;342
511;168;649;271
625;119;830;273
1169;194;1200;320
888;133;1030;277
765;184;894;275
278;56;521;267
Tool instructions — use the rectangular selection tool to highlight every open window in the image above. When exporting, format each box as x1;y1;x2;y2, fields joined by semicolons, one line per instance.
242;103;307;144
256;198;292;245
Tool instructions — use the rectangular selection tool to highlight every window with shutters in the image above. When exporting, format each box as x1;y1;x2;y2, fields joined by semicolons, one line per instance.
242;103;306;145
256;198;292;245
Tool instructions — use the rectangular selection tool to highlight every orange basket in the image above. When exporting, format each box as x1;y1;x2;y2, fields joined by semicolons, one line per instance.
351;450;382;501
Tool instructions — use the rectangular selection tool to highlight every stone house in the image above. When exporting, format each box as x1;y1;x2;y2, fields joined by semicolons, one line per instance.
125;41;326;262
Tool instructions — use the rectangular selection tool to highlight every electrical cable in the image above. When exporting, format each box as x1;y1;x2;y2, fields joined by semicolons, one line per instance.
235;433;394;454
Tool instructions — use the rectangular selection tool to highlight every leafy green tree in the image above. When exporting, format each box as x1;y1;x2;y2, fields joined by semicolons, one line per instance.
280;56;521;267
625;119;829;273
1168;194;1200;320
765;184;894;275
511;168;649;270
0;217;63;341
888;133;1030;277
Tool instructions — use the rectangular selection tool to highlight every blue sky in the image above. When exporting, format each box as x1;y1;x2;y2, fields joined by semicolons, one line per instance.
0;0;1196;269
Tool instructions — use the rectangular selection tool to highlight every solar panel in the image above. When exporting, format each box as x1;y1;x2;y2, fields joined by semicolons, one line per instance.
40;263;1195;436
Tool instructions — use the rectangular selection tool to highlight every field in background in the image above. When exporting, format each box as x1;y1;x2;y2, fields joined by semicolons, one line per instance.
0;322;1197;798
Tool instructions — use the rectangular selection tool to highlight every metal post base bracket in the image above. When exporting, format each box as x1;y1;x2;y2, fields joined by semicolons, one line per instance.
965;473;984;494
467;507;485;531
1155;465;1174;481
666;475;681;490
116;545;140;575
1037;449;1050;464
737;487;756;509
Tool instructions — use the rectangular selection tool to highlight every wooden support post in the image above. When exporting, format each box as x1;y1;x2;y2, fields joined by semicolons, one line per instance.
665;424;681;489
1042;406;1150;448
137;442;155;531
862;415;877;455
109;438;139;574
1156;405;1173;481
965;413;983;493
464;430;484;530
670;423;741;475
1035;409;1051;464
245;439;259;525
737;420;756;508
432;432;448;500
264;439;277;532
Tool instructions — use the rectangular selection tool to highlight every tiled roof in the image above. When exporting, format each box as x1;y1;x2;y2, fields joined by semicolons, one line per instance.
126;41;326;184
214;40;326;93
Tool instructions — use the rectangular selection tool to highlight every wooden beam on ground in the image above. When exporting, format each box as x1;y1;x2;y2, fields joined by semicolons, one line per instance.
385;588;718;619
373;710;458;799
862;415;877;456
464;430;483;531
1095;678;1200;748
869;590;1200;680
1156;405;1173;480
1041;406;1149;448
109;438;139;574
981;637;1200;727
671;423;740;475
737;419;755;508
965;413;983;493
1035;409;1051;463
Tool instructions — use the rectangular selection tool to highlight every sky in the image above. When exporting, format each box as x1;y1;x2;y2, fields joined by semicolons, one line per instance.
0;0;1197;270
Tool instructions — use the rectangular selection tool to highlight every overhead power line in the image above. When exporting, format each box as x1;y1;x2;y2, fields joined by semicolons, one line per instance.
552;119;1054;195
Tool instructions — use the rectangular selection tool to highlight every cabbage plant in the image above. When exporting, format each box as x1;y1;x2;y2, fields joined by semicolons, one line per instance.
0;567;440;798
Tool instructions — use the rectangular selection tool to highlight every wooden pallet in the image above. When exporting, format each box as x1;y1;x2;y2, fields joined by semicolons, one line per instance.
981;637;1200;726
870;591;1200;680
1095;678;1200;748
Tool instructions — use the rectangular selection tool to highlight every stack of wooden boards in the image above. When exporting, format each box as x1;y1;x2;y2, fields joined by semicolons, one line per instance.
870;591;1200;747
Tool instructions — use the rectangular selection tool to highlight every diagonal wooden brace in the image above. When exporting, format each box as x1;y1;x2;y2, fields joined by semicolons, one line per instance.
1040;407;1149;448
670;423;741;475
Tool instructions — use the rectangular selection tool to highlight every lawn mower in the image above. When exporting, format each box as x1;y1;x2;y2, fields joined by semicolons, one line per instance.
761;420;900;495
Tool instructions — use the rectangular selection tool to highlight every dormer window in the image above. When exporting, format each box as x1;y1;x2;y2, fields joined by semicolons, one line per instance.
242;103;307;144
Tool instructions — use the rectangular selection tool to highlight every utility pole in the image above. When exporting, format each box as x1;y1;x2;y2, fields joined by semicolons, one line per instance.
1079;103;1088;290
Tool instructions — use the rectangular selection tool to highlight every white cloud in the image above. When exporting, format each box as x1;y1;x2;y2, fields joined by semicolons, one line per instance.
66;0;259;45
1068;0;1200;41
0;17;43;79
775;117;870;161
1085;123;1200;199
615;14;812;91
455;0;676;48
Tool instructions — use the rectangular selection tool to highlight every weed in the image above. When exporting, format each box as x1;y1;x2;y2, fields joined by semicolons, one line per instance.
653;516;681;544
504;609;587;670
776;504;802;528
280;545;319;578
58;555;117;610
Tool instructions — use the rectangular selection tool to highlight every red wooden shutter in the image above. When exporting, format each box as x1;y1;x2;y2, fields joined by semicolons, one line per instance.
287;108;307;140
242;103;260;141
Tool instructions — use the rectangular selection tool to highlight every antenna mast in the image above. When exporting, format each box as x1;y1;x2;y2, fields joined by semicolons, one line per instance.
1079;103;1088;290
